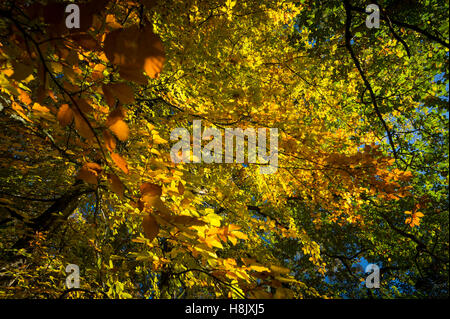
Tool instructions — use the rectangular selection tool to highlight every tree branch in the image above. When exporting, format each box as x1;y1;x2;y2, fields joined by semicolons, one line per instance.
343;0;398;160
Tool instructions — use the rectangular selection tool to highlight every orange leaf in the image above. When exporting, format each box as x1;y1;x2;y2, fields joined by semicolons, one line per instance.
109;119;129;141
118;67;147;84
32;103;50;113
73;111;95;140
111;152;129;174
76;163;101;185
140;194;172;217
86;162;102;172
105;106;126;127
103;129;116;152
18;89;32;105
57;104;73;127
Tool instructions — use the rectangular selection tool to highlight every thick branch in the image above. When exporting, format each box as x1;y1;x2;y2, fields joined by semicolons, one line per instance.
12;181;95;250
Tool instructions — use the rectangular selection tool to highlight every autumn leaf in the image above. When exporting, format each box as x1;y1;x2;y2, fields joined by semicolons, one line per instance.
107;173;124;198
140;183;162;196
172;215;206;226
103;129;116;152
177;182;185;195
108;119;129;141
105;106;126;127
103;83;135;105
73;111;95;140
249;265;270;272
76;162;102;185
270;265;291;275
57;104;73;127
74;98;94;114
104;24;165;79
69;33;101;51
405;211;425;228
110;152;129;174
142;214;159;241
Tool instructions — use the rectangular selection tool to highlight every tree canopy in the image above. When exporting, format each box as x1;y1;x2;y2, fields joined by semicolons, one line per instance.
0;0;448;299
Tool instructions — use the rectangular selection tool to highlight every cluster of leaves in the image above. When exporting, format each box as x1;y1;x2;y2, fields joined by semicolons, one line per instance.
0;0;448;298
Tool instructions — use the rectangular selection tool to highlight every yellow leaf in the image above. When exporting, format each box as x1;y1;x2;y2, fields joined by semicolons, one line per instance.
249;265;270;272
32;103;50;113
270;265;291;274
232;231;248;240
205;235;223;249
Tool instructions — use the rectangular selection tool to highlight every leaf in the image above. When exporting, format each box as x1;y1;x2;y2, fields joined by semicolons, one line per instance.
106;106;126;127
104;24;165;79
75;98;93;114
103;129;116;152
249;290;272;299
73;111;95;140
172;215;206;226
205;235;223;249
69;33;101;51
270;265;291;275
32;103;50;113
102;84;116;108
105;83;135;104
232;230;247;240
118;67;148;84
86;162;102;172
111;152;129;174
11;62;33;82
142;214;159;241
18;89;32;105
11;102;32;122
204;212;222;227
249;265;270;272
76;163;102;185
140;194;172;217
177;182;185;195
140;183;162;197
108;119;129;141
107;173;124;198
57;104;73;127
